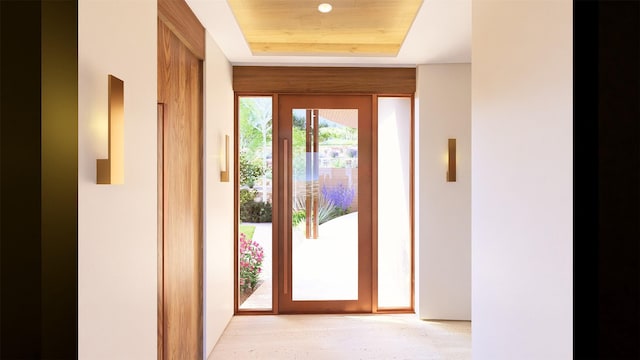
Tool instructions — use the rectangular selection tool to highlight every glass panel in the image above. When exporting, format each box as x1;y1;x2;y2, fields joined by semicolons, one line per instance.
377;97;412;308
291;108;359;301
238;96;272;310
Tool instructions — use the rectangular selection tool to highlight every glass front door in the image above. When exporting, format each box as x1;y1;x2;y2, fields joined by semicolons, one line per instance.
278;95;372;313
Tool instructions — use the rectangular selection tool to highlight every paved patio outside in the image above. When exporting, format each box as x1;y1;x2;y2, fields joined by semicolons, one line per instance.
241;213;358;309
240;211;410;309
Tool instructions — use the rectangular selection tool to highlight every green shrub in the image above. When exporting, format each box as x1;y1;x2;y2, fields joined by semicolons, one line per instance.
239;188;271;222
317;196;339;225
240;188;257;204
239;152;265;188
240;200;272;223
292;210;306;226
292;194;339;225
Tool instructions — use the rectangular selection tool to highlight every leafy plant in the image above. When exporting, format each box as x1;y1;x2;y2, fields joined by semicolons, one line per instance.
292;192;339;225
239;97;272;202
239;233;264;292
240;200;272;223
318;126;357;144
240;188;257;204
292;209;306;227
240;188;271;222
239;152;265;188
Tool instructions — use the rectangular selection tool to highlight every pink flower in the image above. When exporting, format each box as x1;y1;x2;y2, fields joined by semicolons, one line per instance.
238;232;265;290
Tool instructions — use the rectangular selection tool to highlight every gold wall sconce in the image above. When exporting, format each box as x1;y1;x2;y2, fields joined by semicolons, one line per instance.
447;138;456;182
97;75;124;184
220;134;230;182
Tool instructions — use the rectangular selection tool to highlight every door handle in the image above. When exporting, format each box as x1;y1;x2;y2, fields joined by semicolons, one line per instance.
283;138;289;295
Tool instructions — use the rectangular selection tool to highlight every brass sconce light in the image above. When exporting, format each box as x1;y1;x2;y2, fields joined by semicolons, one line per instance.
220;134;230;182
97;75;124;184
447;138;456;182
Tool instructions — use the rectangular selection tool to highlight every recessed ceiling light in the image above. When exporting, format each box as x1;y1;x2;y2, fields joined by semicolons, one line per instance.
318;3;332;13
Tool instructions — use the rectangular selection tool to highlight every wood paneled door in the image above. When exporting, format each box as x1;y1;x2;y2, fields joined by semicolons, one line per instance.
157;0;205;358
277;95;373;313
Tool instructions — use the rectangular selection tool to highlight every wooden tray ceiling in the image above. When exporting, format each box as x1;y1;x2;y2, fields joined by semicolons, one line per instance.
227;0;424;56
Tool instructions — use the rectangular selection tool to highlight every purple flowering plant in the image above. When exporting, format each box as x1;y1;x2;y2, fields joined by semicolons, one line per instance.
239;233;264;291
321;183;355;215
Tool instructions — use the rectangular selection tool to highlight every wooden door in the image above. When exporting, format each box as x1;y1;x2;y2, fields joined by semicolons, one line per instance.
277;95;373;313
157;17;203;359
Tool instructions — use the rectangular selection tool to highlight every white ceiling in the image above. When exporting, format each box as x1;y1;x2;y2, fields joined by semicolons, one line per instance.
186;0;471;67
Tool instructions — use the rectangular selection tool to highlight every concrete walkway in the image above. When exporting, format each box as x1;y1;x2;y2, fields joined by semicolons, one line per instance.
291;212;358;300
240;213;360;309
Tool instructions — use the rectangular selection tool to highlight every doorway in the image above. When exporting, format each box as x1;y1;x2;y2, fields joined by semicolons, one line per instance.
277;95;373;313
236;94;414;314
233;66;416;315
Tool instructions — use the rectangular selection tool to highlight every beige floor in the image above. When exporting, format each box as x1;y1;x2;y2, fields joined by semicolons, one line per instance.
208;314;471;360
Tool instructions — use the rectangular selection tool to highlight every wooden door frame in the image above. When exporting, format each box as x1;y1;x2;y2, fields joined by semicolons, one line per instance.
233;66;416;315
277;94;374;314
157;103;165;359
233;93;282;315
234;93;415;315
157;0;205;358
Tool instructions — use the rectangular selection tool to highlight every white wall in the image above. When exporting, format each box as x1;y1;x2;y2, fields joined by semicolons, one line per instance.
472;0;573;359
204;31;235;357
78;0;157;359
79;2;235;358
416;64;471;320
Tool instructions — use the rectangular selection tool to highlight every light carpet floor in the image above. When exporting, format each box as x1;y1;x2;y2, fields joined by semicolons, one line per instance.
208;314;471;360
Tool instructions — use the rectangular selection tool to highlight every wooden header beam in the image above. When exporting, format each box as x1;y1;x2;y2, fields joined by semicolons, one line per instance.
233;66;416;94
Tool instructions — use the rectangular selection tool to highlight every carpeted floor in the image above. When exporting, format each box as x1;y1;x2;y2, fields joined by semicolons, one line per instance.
208;314;471;360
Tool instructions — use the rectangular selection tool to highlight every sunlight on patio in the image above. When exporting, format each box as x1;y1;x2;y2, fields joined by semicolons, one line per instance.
292;212;358;301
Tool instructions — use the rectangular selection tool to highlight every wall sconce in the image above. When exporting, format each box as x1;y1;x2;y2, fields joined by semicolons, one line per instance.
220;134;230;182
97;75;124;184
447;138;456;182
